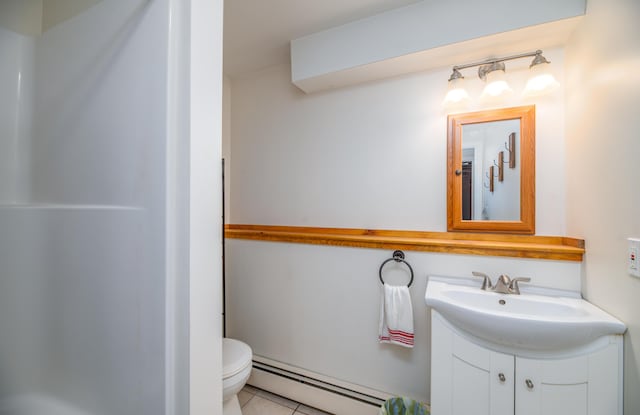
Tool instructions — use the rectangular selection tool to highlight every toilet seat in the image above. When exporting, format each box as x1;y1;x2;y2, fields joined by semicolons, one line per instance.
223;338;252;380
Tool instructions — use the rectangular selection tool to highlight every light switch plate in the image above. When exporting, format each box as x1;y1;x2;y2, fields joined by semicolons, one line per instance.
628;238;640;278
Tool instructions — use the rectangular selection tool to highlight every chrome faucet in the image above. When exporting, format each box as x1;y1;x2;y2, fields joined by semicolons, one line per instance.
472;272;531;295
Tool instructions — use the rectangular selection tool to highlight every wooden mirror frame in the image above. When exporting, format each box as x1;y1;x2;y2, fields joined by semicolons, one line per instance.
447;105;535;234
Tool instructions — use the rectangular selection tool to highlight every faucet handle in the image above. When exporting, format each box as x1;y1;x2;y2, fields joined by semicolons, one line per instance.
508;277;531;294
472;271;493;290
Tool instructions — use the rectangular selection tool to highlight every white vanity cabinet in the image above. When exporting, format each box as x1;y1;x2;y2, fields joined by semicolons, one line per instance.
515;344;622;415
431;311;623;415
431;311;514;415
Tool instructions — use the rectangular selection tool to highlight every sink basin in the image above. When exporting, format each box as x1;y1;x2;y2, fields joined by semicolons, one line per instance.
425;277;626;351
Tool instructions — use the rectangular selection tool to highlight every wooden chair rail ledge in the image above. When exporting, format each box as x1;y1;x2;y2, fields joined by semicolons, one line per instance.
225;225;585;262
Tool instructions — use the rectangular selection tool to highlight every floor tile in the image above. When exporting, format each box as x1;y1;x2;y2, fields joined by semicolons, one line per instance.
238;390;254;407
295;404;333;415
242;395;295;415
256;389;300;410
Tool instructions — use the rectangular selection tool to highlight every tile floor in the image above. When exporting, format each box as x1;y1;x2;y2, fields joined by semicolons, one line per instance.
238;385;333;415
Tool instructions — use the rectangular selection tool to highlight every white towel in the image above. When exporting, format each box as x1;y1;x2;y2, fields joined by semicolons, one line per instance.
378;284;414;348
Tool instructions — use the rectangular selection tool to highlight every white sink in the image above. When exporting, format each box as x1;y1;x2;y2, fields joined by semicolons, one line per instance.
425;276;626;351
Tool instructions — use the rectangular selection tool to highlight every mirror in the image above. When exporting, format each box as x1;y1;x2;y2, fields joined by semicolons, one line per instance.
447;106;535;234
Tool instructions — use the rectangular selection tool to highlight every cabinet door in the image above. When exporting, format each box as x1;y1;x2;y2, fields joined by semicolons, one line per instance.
515;341;621;415
431;312;514;415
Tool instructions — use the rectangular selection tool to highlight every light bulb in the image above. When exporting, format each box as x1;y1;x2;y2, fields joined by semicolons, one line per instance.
523;62;559;97
481;69;512;100
443;76;470;108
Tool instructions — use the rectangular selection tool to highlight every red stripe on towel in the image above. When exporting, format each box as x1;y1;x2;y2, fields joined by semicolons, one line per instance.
389;337;414;345
389;337;414;344
388;329;414;339
379;335;414;345
388;335;414;342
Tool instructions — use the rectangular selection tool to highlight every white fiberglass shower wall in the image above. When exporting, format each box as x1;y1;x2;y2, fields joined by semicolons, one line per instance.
0;1;195;414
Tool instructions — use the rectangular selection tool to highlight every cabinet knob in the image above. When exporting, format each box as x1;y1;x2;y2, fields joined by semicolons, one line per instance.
498;373;506;382
455;169;462;176
525;379;534;389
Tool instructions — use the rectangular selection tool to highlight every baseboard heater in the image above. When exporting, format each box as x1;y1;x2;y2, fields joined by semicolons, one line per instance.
248;356;392;415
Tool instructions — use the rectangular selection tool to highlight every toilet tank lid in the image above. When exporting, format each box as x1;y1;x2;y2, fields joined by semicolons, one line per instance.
223;338;252;378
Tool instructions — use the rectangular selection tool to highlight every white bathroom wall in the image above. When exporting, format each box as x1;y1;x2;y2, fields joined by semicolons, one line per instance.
227;47;577;401
0;25;33;202
565;0;640;413
227;239;580;401
230;49;566;234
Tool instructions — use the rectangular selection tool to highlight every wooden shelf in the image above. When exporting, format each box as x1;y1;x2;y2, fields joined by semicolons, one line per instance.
225;225;585;262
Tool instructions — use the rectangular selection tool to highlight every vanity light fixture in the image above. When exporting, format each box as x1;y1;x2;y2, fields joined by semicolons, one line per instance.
443;49;559;106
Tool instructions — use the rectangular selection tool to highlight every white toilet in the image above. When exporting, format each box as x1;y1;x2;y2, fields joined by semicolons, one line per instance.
223;338;253;415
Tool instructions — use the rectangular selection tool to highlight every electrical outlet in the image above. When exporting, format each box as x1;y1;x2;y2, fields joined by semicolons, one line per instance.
629;238;640;278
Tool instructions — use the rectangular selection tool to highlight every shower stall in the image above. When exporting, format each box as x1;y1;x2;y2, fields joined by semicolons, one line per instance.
0;0;222;414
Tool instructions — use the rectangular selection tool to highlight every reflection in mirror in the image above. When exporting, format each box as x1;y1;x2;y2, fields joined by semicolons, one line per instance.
462;119;520;221
447;106;535;234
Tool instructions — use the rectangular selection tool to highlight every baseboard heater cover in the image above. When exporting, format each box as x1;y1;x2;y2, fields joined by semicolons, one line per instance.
248;357;393;415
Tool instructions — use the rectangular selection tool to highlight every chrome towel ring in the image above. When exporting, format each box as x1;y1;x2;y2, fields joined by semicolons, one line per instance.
379;250;414;287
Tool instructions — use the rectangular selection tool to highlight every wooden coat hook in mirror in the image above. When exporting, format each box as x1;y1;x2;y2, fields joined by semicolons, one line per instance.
505;133;516;169
486;166;497;192
447;105;535;234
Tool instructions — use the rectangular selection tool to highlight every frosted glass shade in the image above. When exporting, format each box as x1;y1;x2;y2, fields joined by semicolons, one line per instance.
481;69;512;100
443;77;470;108
523;62;559;97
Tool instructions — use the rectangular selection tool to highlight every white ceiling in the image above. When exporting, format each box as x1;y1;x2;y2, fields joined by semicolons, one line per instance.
223;0;422;78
